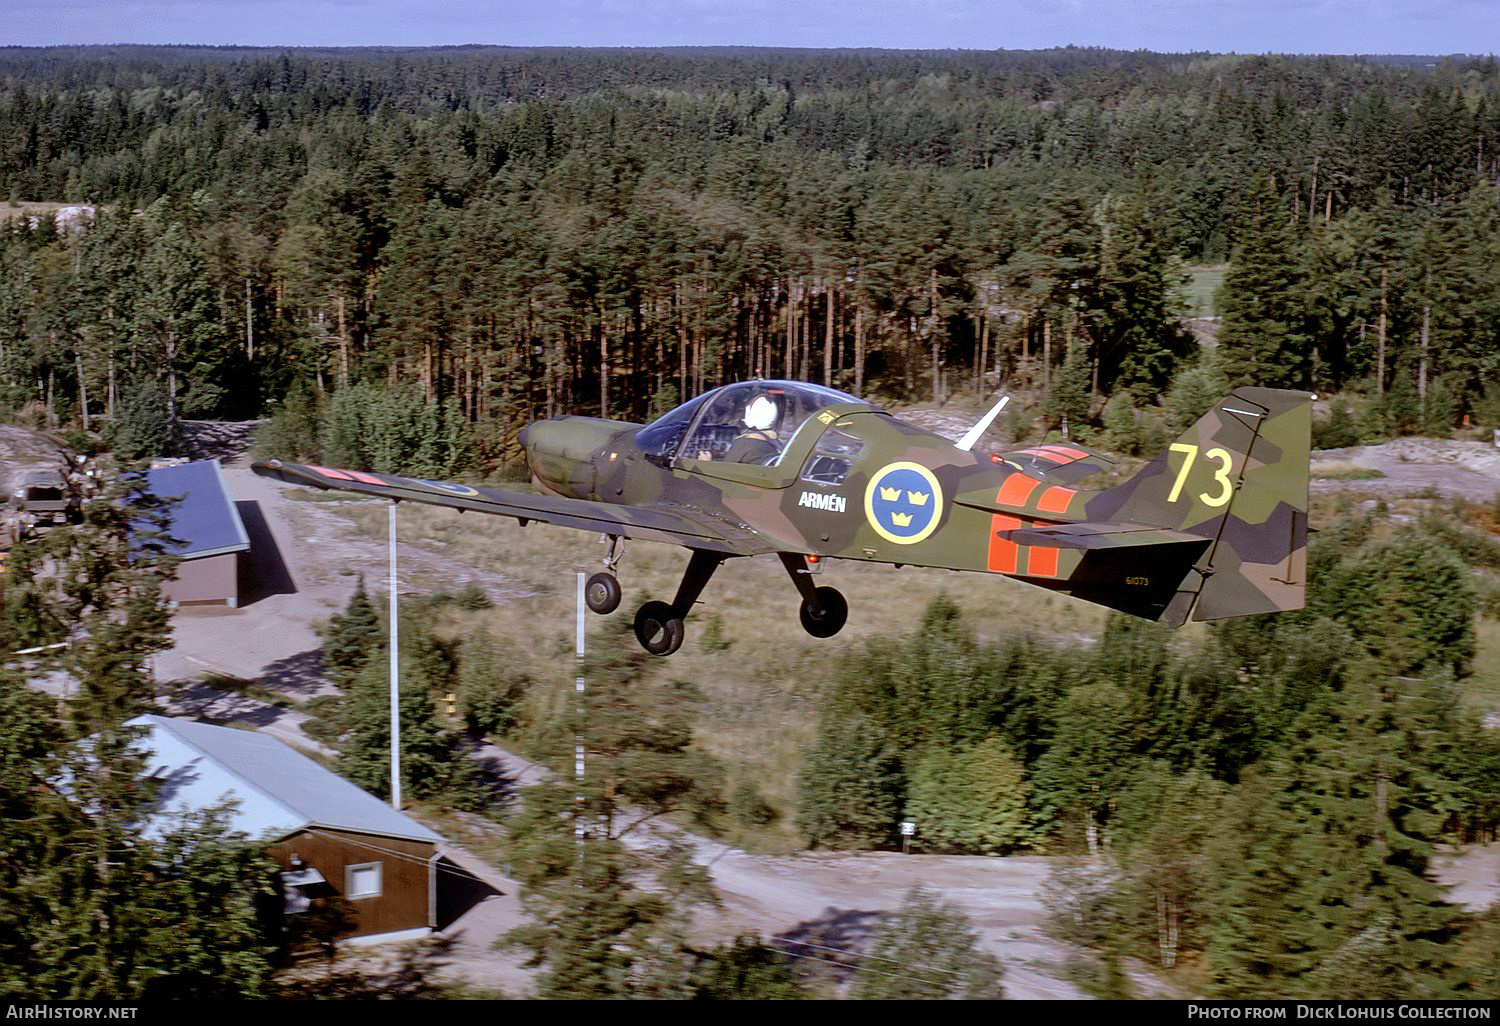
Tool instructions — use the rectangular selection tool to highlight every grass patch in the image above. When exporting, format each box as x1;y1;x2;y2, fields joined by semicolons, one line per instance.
1465;617;1500;720
199;672;300;710
1311;462;1386;481
1184;264;1226;318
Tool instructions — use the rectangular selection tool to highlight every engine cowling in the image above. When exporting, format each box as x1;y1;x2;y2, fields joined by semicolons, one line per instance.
521;417;637;499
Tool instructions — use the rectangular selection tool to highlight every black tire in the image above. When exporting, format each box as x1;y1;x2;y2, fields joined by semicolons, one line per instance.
633;600;685;656
585;572;622;615
799;586;848;638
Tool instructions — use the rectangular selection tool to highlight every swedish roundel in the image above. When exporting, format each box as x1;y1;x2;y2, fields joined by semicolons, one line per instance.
864;462;944;545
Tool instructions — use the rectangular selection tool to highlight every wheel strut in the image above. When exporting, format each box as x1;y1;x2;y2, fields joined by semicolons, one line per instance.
632;549;725;657
780;553;848;638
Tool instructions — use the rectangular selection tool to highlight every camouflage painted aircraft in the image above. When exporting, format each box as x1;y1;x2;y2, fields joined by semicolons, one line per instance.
253;380;1312;656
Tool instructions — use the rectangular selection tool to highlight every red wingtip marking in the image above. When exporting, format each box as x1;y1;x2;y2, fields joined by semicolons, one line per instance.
345;470;385;486
307;465;354;481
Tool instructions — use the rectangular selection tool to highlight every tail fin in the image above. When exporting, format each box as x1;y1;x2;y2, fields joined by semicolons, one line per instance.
1096;387;1313;625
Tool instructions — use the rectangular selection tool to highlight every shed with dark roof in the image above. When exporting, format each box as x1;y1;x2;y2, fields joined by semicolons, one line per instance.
144;459;249;607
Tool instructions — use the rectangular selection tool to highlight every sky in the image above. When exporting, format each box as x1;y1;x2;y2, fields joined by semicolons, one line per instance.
1;0;1496;57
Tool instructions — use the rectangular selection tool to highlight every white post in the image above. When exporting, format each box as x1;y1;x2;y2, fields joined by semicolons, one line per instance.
574;571;585;847
389;500;402;810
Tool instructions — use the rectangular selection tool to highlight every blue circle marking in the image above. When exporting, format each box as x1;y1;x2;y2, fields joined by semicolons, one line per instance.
864;462;943;545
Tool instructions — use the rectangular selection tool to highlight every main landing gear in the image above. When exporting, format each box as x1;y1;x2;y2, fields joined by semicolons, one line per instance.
630;549;724;657
780;553;848;639
587;539;848;656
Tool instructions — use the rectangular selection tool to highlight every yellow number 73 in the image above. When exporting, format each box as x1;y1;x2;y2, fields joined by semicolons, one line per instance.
1167;443;1236;507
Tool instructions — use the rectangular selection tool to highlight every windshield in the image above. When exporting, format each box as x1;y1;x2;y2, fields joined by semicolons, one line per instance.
635;392;714;458
634;381;863;464
680;381;862;466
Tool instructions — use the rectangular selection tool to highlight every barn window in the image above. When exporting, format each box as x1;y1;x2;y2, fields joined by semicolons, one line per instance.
346;862;382;900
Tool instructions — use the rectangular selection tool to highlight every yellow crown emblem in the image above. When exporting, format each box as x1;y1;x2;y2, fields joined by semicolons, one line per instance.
891;511;914;527
879;486;901;501
906;490;929;506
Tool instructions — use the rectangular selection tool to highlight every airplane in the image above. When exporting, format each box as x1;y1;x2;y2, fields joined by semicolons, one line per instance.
252;380;1313;657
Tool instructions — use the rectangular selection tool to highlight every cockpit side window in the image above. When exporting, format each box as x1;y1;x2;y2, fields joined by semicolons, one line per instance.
801;427;864;485
683;382;863;466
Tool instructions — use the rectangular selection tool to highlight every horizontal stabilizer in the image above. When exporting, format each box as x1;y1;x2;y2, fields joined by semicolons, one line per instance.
997;521;1209;552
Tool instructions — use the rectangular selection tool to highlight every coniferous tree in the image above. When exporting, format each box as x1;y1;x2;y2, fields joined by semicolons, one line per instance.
0;470;277;1000
322;575;381;689
1217;174;1313;388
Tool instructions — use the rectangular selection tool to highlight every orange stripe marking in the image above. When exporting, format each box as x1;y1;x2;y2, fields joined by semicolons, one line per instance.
1037;486;1076;514
345;470;385;486
1026;545;1059;578
988;514;1021;574
996;474;1042;508
308;465;353;481
1042;445;1090;461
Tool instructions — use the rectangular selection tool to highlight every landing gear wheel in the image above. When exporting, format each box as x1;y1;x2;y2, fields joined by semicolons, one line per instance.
585;572;622;615
799;586;848;638
633;600;685;656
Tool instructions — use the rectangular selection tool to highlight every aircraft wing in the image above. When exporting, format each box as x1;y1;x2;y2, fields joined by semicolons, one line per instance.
250;459;776;557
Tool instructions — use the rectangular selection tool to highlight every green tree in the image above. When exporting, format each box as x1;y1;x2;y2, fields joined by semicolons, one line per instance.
795;712;902;850
336;648;484;809
688;935;805;1000
0;471;277;1000
1216;174;1312;388
1043;345;1092;434
457;629;526;738
111;379;178;460
905;737;1033;855
853;886;1004;1000
1203;669;1463;999
322;576;382;690
1029;680;1137;854
1318;529;1475;677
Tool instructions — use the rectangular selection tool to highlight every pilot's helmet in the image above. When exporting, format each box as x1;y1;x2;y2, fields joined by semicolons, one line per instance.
744;395;778;431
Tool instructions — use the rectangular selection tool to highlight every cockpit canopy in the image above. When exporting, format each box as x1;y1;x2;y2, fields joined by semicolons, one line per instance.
635;381;867;465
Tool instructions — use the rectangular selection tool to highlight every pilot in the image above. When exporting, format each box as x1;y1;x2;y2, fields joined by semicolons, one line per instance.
722;394;782;464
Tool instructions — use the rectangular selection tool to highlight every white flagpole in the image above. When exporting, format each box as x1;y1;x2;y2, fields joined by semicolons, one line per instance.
389;500;402;810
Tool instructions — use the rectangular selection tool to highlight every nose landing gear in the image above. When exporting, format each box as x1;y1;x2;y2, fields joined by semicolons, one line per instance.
586;535;626;614
585;572;622;614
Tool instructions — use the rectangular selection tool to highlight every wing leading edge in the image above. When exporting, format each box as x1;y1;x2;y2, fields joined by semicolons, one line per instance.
250;459;775;557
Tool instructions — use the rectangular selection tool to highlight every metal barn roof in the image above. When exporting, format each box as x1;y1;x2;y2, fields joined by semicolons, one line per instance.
143;459;250;560
129;715;443;845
